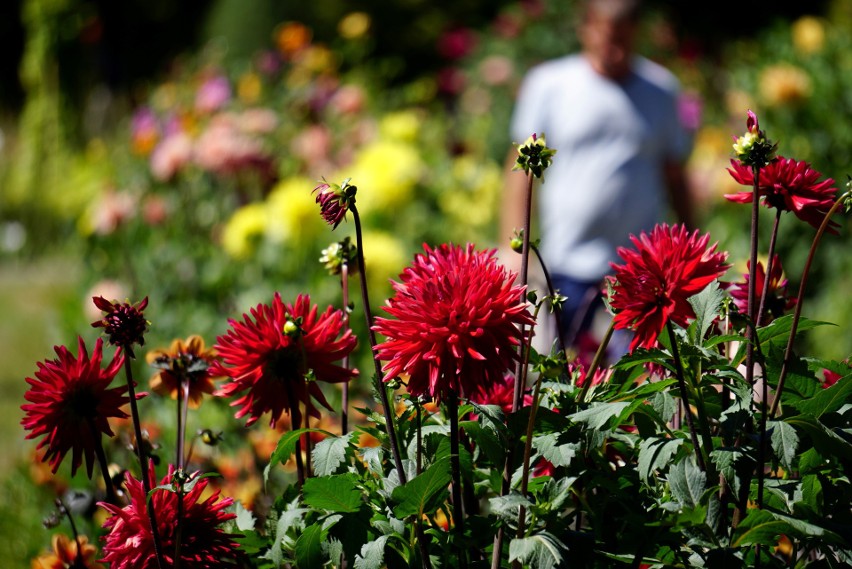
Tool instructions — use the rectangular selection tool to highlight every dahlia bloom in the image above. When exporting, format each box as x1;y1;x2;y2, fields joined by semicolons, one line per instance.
728;255;796;324
91;296;149;351
313;178;357;229
373;243;535;402
469;374;531;414
99;464;237;568
608;224;729;352
21;337;127;477
31;533;105;569
147;335;221;409
213;293;358;427
726;157;838;231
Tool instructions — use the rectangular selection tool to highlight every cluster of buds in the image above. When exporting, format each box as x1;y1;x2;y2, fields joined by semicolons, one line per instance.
319;236;358;276
513;133;556;179
732;110;777;167
91;296;149;355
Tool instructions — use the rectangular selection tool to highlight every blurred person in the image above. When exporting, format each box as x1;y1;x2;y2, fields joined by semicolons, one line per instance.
500;0;694;359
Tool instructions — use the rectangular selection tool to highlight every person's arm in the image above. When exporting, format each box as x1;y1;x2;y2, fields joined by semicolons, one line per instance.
664;158;695;230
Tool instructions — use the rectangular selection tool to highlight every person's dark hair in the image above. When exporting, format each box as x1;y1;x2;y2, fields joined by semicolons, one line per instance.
579;0;641;24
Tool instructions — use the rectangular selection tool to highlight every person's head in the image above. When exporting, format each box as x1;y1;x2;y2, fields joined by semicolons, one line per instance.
578;0;640;80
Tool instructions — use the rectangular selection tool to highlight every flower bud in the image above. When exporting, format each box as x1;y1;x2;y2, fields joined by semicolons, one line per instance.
513;133;556;178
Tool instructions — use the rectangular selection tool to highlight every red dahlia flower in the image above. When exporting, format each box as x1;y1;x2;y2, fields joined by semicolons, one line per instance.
313;178;357;229
91;296;150;351
21;337;128;477
373;243;535;403
470;374;531;414
726;157;838;231
728;255;796;324
213;293;358;427
608;224;729;352
99;464;237;569
147;335;221;409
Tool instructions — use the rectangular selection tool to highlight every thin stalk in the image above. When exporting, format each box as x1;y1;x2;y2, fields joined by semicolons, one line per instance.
512;171;535;413
770;189;852;417
578;318;615;403
755;210;782;511
285;381;305;488
516;357;547;541
350;204;406;483
416;400;423;477
341;262;351;435
744;165;761;391
57;498;86;568
447;391;468;569
530;243;566;355
122;353;166;569
174;378;190;568
667;321;707;472
89;420;119;505
351;204;432;569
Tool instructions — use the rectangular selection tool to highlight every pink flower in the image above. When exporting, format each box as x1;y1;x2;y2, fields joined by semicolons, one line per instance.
150;132;193;181
194;75;231;114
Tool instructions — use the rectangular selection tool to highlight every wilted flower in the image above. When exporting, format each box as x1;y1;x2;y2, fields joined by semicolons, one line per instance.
728;255;796;324
213;293;358;428
513;133;556;178
21;337;127;477
732;110;776;167
91;296;149;351
373;243;535;402
726;156;838;231
99;464;237;569
607;224;730;352
313;178;357;229
147;336;220;409
31;533;105;569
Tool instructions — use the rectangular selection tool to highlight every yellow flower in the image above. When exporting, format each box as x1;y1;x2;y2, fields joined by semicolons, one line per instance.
792;16;825;55
379;110;422;143
338;12;371;40
237;72;262;103
759;64;812;106
439;155;501;230
266;176;326;245
360;230;408;296
220;202;267;259
346;141;423;215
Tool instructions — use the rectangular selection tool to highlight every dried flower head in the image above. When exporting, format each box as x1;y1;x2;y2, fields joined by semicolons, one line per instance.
22;337;128;477
91;296;149;353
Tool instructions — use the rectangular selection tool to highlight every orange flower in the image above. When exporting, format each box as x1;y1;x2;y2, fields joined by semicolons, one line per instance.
147;335;220;409
31;534;104;569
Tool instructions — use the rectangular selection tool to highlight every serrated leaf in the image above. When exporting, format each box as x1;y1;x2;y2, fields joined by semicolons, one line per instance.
489;492;534;521
312;433;352;476
234;500;256;532
734;315;832;364
732;509;788;547
391;457;451;519
651;391;678;424
353;535;390;569
786;415;852;461
769;420;798;471
688;280;725;343
266;428;334;484
460;421;505;465
668;458;706;509
295;523;326;568
710;447;752;497
790;374;852;417
569;401;630;430
302;473;362;513
638;437;683;483
533;432;578;468
509;531;567;569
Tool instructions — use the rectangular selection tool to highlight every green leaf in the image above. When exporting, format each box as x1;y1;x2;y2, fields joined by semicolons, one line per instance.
569;401;631;430
638;437;684;483
312;433;353;476
302;473;362;513
353;535;390;569
790;374;852;417
651;391;678;424
295;523;327;568
786;415;852;461
265;428;334;484
234;500;256;532
509;531;567;569
533;432;579;468
734;315;833;364
688;280;725;343
769;420;798;471
710;447;753;497
460;421;505;466
391;457;452;519
489;492;534;521
732;509;789;547
668;458;707;509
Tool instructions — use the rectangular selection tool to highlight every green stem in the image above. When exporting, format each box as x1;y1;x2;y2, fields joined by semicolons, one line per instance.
578;318;615;403
667;322;707;472
174;379;190;568
89;419;118;505
516;355;547;541
744;165;761;389
512;171;535;413
770;189;852;418
122;352;166;569
530;243;566;355
447;390;468;569
340;262;351;435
